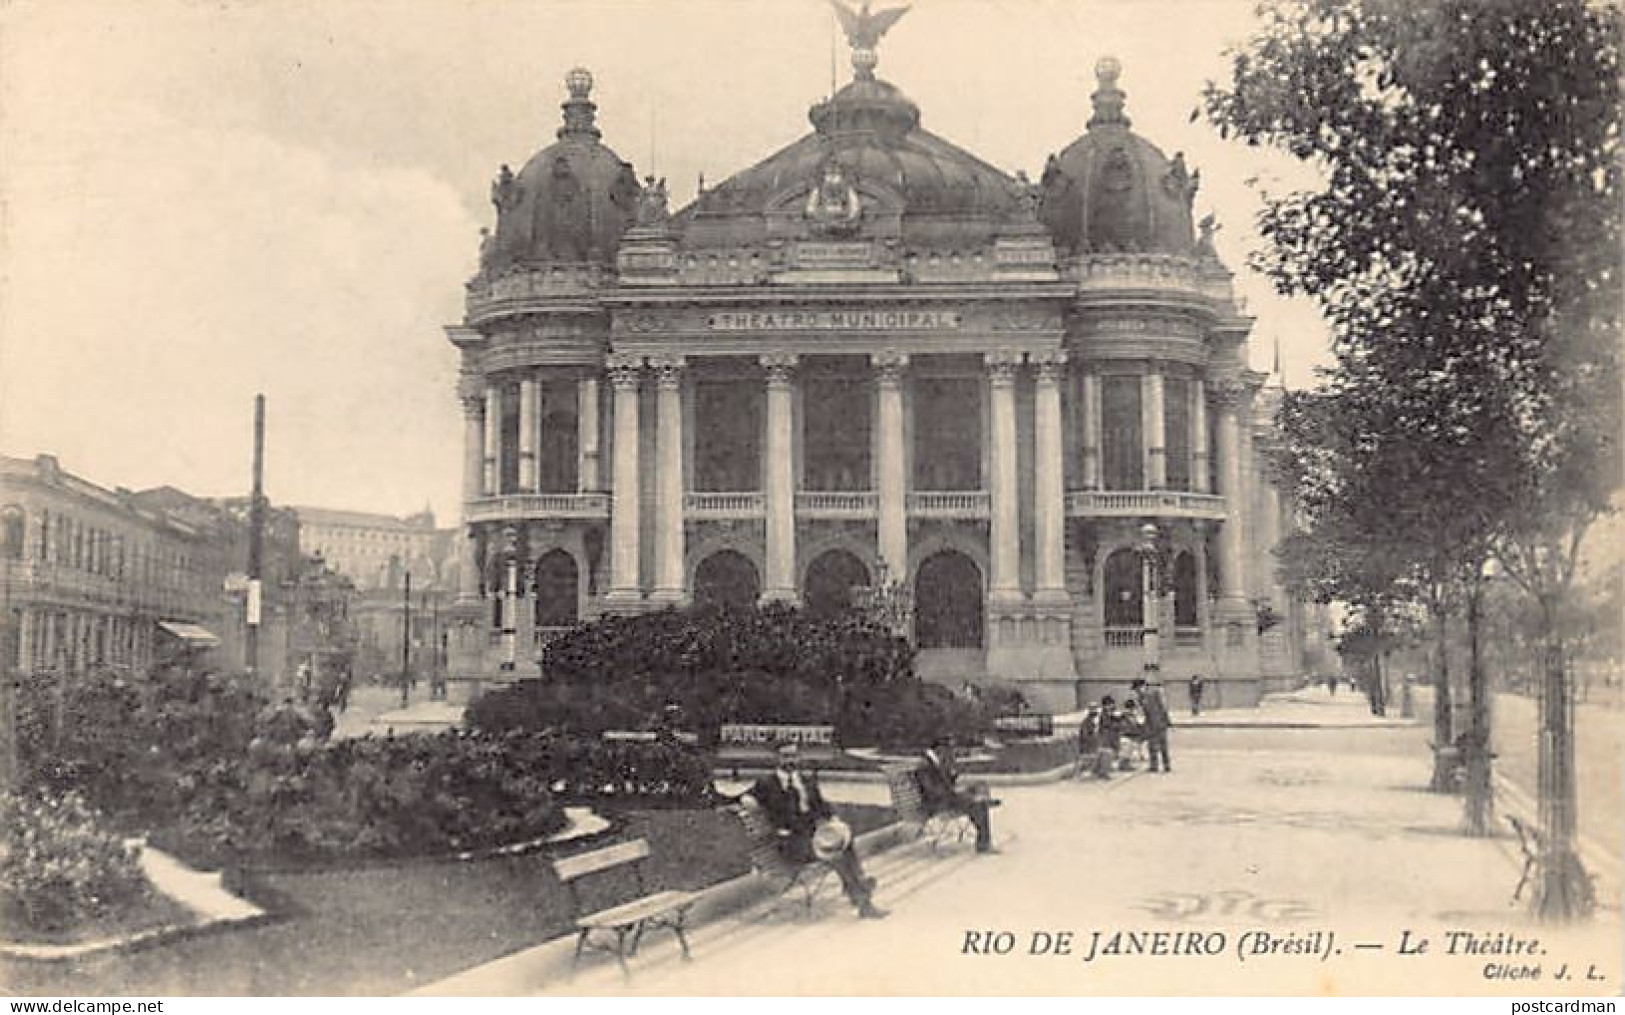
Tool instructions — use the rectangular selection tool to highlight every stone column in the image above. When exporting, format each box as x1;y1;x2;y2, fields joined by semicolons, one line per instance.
1212;381;1248;604
872;351;909;578
518;375;539;491
762;353;798;603
1032;349;1069;602
606;354;643;606
459;382;484;598
652;355;687;604
501;537;520;672
482;382;501;496
17;609;33;671
1192;378;1210;494
578;374;601;492
1080;371;1101;490
1144;367;1166;490
987;350;1023;604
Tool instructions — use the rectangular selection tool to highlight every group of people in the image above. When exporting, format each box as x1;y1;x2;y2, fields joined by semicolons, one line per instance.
740;736;997;920
1075;677;1174;779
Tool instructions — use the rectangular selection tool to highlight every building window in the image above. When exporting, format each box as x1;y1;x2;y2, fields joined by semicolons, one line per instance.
538;410;580;493
533;550;579;627
693;550;760;610
1101;375;1143;491
804;375;870;491
694;380;760;492
1165;377;1191;491
1;507;22;560
914;377;981;491
499;380;521;493
1173;551;1199;626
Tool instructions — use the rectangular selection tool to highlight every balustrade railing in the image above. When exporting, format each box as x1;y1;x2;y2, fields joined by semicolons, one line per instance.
684;491;766;518
466;493;610;522
795;490;878;517
906;490;991;518
1065;490;1225;519
1103;627;1144;648
1174;627;1204;647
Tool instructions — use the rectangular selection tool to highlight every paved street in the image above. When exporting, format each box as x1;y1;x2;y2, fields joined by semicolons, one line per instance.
430;690;1620;997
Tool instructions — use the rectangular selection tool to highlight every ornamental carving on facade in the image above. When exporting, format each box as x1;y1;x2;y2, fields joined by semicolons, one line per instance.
805;160;863;237
604;353;643;388
759;352;798;384
870;349;909;384
650;354;686;387
984;349;1023;382
1030;348;1069;383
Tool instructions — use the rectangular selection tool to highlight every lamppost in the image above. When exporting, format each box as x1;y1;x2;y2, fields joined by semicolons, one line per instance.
1138;522;1161;678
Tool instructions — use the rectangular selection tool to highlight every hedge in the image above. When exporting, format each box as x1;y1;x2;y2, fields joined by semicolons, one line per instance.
1;791;159;935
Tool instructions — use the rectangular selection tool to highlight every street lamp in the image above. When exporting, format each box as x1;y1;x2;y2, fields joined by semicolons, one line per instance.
1138;522;1161;678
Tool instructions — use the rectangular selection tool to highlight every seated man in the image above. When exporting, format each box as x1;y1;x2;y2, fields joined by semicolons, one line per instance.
917;738;996;853
745;744;886;919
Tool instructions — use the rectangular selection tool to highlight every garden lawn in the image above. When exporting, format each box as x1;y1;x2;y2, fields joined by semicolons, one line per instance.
1;803;892;996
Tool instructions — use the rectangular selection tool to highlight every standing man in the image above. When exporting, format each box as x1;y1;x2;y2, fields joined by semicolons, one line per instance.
1134;677;1173;773
917;738;996;853
1188;673;1206;716
746;744;886;919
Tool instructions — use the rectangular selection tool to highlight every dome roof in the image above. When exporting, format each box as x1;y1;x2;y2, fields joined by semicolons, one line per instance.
677;47;1023;248
480;69;641;274
1039;58;1201;257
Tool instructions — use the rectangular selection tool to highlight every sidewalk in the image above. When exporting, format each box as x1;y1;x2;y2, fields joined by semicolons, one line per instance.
1173;684;1421;729
421;716;1618;996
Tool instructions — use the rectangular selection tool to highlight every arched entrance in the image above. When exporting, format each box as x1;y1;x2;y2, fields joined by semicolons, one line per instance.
803;549;870;619
533;549;579;627
694;550;760;610
914;550;983;648
1104;548;1143;627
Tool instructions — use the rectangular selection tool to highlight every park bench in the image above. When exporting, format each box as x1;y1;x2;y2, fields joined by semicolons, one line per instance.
727;801;835;912
716;723;839;777
551;838;696;977
881;763;977;853
1505;815;1596;913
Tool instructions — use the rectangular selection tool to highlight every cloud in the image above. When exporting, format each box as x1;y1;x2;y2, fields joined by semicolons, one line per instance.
1;97;475;517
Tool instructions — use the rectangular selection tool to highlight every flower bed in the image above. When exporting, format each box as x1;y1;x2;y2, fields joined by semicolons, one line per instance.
0;792;188;945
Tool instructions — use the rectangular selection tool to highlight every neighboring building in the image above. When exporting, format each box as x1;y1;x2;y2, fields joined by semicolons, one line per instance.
443;28;1311;708
291;506;458;683
294;506;446;591
0;455;294;681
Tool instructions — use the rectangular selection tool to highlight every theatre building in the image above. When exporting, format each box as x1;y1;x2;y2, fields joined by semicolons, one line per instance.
445;26;1313;708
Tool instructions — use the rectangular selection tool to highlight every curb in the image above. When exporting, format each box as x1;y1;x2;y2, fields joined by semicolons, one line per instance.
410;819;916;996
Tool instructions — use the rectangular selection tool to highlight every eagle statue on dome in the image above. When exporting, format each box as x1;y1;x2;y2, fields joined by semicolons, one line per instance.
831;0;910;50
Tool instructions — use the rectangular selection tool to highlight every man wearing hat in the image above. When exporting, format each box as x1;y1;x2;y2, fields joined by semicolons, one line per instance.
917;738;995;853
1132;675;1173;773
744;743;885;919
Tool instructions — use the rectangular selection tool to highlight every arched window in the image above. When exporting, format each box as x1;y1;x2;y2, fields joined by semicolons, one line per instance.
915;550;983;649
1103;548;1143;628
694;550;760;610
1173;551;1199;627
533;550;579;628
803;549;870;619
0;507;23;561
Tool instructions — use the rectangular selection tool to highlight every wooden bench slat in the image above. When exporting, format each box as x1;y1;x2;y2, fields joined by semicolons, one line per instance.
578;890;696;929
553;839;653;882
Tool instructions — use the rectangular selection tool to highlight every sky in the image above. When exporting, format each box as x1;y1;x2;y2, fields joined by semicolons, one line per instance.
0;0;1331;521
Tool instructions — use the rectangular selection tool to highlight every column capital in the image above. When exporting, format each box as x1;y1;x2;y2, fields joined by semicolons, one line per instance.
870;350;909;385
1030;348;1068;384
650;354;687;389
760;352;799;385
606;353;643;389
457;371;485;405
1208;376;1247;410
985;349;1023;385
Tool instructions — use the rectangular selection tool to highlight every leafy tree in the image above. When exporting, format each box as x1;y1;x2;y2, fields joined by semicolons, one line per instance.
1206;0;1620;917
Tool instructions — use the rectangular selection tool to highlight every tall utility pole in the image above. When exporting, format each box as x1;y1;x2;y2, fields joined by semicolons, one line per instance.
246;395;266;677
400;570;412;707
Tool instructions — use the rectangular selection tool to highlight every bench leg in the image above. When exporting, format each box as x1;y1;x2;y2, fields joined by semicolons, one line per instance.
614;927;631;979
673;909;693;961
629;921;646;956
571;929;590;973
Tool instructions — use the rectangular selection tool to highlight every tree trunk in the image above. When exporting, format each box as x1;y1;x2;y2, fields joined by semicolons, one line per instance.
1430;604;1456;792
1463;577;1493;835
1532;593;1591;921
